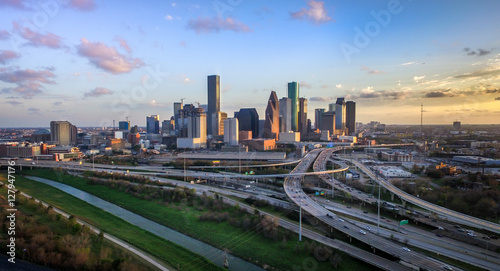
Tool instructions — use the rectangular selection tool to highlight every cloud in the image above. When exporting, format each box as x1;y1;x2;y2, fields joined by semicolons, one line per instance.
309;96;334;102
0;68;55;98
0;0;30;10
28;107;40;114
77;38;144;74
0;30;10;40
0;50;20;64
5;100;22;106
114;36;132;54
300;81;312;89
335;84;342;88
464;47;491;57
53;101;62;106
67;0;96;11
422;84;500;99
179;40;187;48
13;22;64;49
348;86;406;100
361;65;384;74
187;16;252;34
424;89;455;98
401;62;417;66
413;75;425;83
455;65;500;79
290;0;332;24
84;87;113;97
165;14;173;21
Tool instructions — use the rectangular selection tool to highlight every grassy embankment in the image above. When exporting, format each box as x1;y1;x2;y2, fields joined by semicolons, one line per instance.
0;172;222;271
22;168;374;271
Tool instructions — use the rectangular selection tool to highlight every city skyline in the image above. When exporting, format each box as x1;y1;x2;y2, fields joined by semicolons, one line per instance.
1;0;500;127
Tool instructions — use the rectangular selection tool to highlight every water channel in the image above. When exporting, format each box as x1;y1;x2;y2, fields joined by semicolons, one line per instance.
26;176;264;271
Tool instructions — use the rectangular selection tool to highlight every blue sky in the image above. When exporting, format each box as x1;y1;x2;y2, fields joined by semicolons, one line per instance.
1;0;500;127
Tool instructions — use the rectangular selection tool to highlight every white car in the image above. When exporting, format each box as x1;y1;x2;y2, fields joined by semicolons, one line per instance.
359;230;366;235
402;247;411;252
339;218;345;222
442;265;453;270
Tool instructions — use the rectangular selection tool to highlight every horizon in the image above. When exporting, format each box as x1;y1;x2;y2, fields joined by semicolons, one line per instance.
1;0;500;127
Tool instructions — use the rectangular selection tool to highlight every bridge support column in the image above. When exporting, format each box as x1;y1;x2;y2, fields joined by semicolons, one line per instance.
390;192;394;201
372;247;376;254
401;199;406;207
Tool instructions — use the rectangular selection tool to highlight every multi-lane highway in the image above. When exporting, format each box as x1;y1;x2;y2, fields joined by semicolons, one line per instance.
284;148;465;271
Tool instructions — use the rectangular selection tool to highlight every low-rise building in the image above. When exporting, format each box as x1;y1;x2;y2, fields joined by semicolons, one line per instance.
374;166;412;178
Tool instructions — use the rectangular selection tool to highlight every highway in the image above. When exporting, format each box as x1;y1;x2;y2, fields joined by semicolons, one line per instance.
284;148;465;271
348;158;500;235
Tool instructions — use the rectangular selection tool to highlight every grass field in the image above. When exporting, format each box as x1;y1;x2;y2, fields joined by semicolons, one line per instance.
1;172;222;271
22;168;375;271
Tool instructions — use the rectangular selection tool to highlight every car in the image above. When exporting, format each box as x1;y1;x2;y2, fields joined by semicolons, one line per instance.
438;226;444;230
363;211;368;214
326;200;330;202
442;265;453;270
468;232;477;237
344;225;349;229
359;230;366;235
365;226;371;231
346;206;351;209
402;247;411;252
490;235;498;240
482;236;490;240
436;234;443;237
339;218;345;222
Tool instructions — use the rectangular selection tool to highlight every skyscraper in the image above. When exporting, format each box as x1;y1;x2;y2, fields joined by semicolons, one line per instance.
315;108;325;130
263;91;280;140
118;121;130;130
207;75;220;136
173;102;182;131
328;103;335;112
177;106;207;148
321;112;336;137
335;98;346;133
288;82;299;132
146;115;160;134
279;97;292;132
212;111;227;136
298;97;308;138
345;101;356;135
50;121;77;146
224;118;239;146
235;108;259;139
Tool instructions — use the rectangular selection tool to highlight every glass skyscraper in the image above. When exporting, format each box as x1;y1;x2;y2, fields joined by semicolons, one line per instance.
287;82;299;132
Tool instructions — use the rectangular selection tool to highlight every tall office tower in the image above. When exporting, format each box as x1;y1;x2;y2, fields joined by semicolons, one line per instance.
453;121;461;130
177;106;207;148
328;103;335;112
212;111;228;136
162;118;175;134
298;97;308;138
263;91;280;140
50;121;77;146
146;115;160;134
173;102;182;131
321;112;336;136
315;108;325;130
118;121;130;130
345;101;356;135
207;75;220;136
335;98;346;133
279;97;292;132
234;108;259;139
224;118;239;146
287;81;299;131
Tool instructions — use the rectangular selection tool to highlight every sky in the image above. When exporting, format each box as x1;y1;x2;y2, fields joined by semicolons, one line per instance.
1;0;500;128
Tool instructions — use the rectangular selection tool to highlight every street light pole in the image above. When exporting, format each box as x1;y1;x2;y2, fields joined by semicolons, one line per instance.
299;199;303;241
183;155;186;182
377;172;381;235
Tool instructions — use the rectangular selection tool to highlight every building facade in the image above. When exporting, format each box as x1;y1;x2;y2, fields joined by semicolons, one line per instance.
207;75;220;136
146;115;160;134
235;108;259;139
279;97;292;132
335;98;345;133
263;91;280;140
224;118;239;146
345;101;356;136
298;97;308;138
287;81;299;132
50;121;77;146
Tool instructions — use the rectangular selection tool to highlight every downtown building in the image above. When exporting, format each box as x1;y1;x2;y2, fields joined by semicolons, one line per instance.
207;75;220;136
177;105;207;149
146;115;160;134
235;108;259;139
288;82;299;132
50;121;77;146
279;97;292;132
223;118;239;146
263;91;280;140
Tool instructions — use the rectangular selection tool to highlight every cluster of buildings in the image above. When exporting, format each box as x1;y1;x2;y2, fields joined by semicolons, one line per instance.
136;75;357;151
0;75;359;160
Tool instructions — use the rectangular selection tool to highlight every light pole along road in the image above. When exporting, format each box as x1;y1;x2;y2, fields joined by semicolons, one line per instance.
284;148;464;271
347;158;500;235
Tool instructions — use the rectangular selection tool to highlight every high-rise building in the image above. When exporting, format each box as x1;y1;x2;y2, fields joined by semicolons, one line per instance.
345;101;356;135
279;97;292;132
298;97;308;138
177;106;207;148
328;103;335;112
321;112;336;137
146;115;160;134
212;111;228;136
335;98;346;133
453;121;461;130
118;121;130;130
173;102;182;131
224;118;239;146
50;121;77;146
263;91;280;140
207;75;220;136
288;82;299;131
235;108;259;139
315;108;325;130
162;118;175;135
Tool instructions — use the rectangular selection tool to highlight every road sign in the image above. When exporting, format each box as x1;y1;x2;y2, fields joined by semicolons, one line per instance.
400;220;408;225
